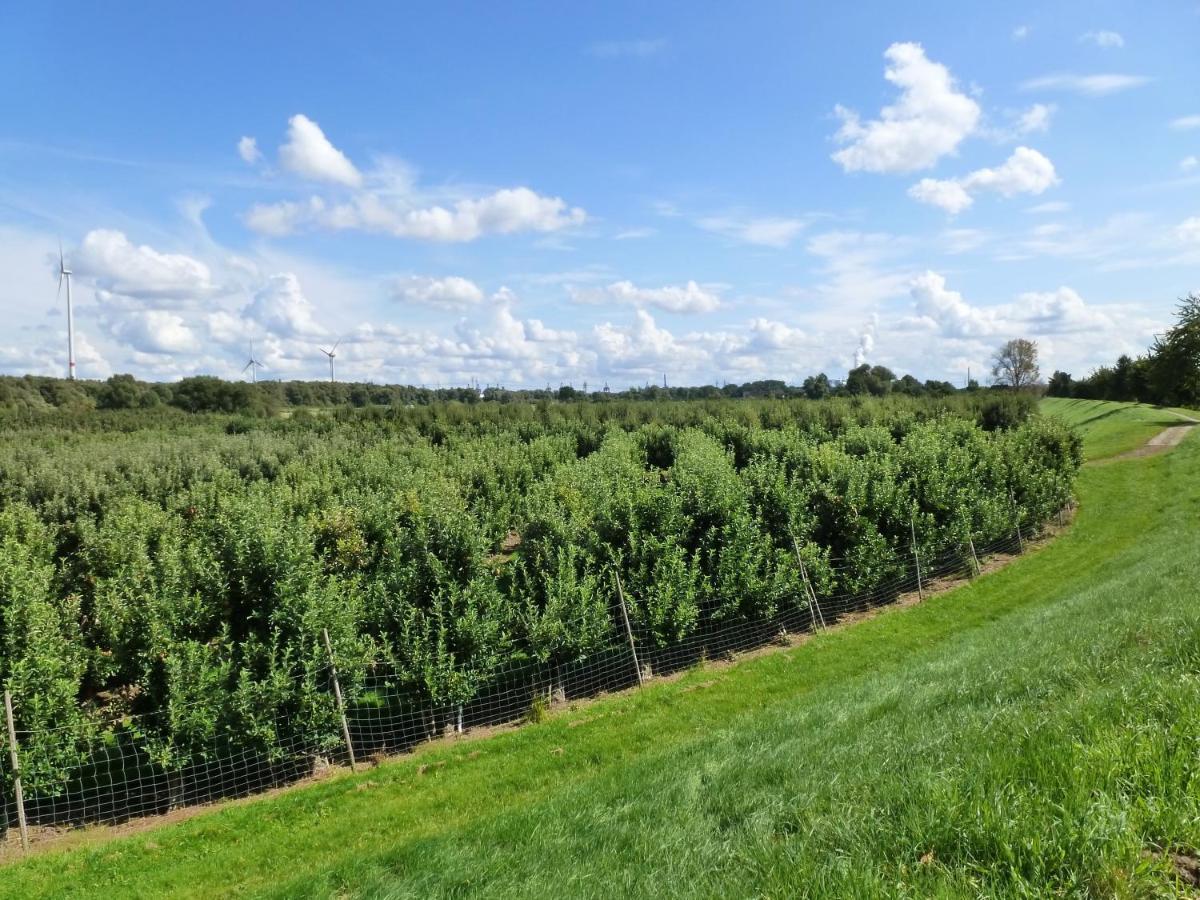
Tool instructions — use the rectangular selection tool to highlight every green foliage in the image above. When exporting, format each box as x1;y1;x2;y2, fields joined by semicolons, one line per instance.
3;405;1192;898
1149;293;1200;406
1054;293;1200;406
0;395;1078;794
525;693;550;724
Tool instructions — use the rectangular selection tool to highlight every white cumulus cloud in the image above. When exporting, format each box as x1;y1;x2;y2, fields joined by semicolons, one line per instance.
570;280;721;314
238;136;261;164
909;146;1059;214
746;318;807;351
908;272;1121;350
593;309;702;372
831;42;980;174
910;271;995;337
390;275;485;307
246;187;584;242
1015;103;1054;134
73;230;216;304
909;179;975;215
278;114;362;187
108;310;196;354
241;273;324;338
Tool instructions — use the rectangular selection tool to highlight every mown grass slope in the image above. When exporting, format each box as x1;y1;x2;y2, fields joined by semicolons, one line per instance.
1040;397;1191;460
3;401;1198;898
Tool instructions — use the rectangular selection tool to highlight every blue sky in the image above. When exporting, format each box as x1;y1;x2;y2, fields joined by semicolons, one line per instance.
2;1;1198;387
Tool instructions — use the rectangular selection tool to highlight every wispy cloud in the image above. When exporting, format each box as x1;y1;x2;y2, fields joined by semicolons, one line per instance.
1169;114;1200;130
614;227;657;240
696;215;808;248
1026;201;1071;214
588;38;667;59
1079;30;1125;49
1021;73;1150;96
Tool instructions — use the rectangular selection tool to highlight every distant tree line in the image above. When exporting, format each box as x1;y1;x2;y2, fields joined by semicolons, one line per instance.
0;364;980;418
1046;294;1200;406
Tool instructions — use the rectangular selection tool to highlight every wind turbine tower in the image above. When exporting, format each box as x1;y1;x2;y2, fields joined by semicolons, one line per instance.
58;242;76;380
320;339;342;383
242;341;265;383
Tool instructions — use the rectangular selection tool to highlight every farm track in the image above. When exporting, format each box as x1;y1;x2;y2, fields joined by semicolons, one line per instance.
1098;411;1197;463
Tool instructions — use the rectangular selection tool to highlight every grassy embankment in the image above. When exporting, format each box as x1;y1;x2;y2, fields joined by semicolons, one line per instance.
3;399;1198;898
1040;396;1197;460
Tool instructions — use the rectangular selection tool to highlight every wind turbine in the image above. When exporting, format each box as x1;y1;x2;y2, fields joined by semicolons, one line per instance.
319;338;342;383
242;340;265;383
57;241;76;380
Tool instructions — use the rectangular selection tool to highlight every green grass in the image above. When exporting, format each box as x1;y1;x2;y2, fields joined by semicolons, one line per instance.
4;403;1200;898
1040;396;1194;460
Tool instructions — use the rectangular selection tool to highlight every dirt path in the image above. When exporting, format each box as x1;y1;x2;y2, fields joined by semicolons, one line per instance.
1105;412;1197;462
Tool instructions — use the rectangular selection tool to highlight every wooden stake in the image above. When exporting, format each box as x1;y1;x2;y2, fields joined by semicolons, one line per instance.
910;517;924;600
321;629;357;772
4;690;28;853
613;570;644;687
967;533;980;577
1010;489;1024;553
789;529;826;630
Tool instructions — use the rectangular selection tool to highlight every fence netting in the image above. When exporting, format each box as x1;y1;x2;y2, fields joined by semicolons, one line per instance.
0;519;1057;847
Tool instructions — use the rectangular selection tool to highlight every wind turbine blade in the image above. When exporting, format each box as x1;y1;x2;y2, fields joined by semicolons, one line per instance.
242;360;253;373
57;272;63;300
59;239;64;272
331;338;342;353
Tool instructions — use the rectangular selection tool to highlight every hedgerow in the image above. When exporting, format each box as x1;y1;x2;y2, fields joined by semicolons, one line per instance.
0;395;1077;791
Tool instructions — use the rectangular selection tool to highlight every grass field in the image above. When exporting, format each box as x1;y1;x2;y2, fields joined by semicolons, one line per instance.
1040;397;1196;460
3;401;1198;898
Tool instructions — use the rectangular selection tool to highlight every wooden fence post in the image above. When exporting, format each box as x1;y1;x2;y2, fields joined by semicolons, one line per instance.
910;517;924;600
613;571;644;687
789;528;826;630
4;690;29;853
1010;489;1025;553
321;630;358;772
967;533;981;578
